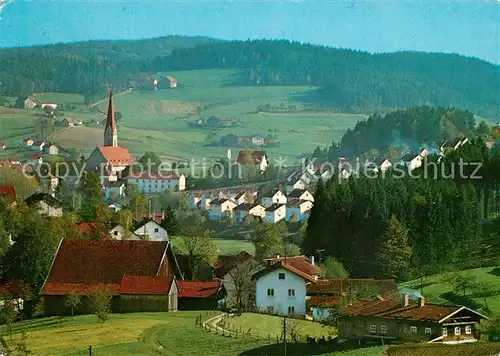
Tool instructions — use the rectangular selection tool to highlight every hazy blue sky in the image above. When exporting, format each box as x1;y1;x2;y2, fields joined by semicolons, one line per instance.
0;0;498;64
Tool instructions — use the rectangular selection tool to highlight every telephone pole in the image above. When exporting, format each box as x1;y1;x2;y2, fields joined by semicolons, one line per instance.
283;316;287;356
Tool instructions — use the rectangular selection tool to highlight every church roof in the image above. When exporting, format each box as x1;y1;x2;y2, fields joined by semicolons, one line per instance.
98;146;133;166
106;89;116;132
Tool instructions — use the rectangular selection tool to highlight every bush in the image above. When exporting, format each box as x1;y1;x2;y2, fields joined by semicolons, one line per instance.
88;288;113;323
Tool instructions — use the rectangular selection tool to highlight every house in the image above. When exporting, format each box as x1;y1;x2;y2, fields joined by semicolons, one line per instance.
45;144;59;155
261;189;287;208
206;116;233;127
0;142;6;150
252;260;317;316
208;198;237;221
285;200;313;222
285;178;307;195
28;154;43;166
401;153;423;172
104;180;126;201
251;135;265;146
25;192;63;217
0;186;16;203
45;173;59;192
133;219;168;242
287;189;314;203
22;138;34;148
119;275;178;313
109;225;140;240
263;255;323;280
167;76;177;88
234;190;249;206
187;192;201;209
440;138;469;155
339;295;488;343
24;96;38;109
177;280;226;310
127;172;186;193
264;204;286;223
31;141;46;151
200;193;212;210
40;239;182;316
374;158;392;173
234;203;265;223
307;278;398;322
212;252;265;308
63;118;74;127
236;150;268;172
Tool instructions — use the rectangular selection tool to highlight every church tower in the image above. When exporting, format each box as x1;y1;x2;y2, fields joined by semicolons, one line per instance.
104;89;118;147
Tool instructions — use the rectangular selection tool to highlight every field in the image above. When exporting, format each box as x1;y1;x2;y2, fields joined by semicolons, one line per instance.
170;237;255;256
402;265;500;314
1;312;384;356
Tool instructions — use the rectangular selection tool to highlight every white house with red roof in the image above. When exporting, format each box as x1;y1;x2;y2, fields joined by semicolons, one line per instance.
86;90;133;179
127;172;186;193
252;260;317;316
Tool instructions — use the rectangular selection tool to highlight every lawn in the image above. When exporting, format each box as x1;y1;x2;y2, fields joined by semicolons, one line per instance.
401;265;500;314
221;312;337;341
32;93;85;105
171;237;255;256
1;312;384;356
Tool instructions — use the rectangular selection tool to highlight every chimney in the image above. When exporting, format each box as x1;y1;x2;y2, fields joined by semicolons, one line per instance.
402;294;409;307
276;255;280;259
419;297;425;307
310;256;315;265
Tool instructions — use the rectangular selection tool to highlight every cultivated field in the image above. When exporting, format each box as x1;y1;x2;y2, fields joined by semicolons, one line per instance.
1;312;384;356
402;265;500;314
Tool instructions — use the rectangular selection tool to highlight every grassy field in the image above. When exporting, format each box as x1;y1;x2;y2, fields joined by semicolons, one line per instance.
402;265;500;314
222;313;336;341
1;312;384;356
171;237;255;256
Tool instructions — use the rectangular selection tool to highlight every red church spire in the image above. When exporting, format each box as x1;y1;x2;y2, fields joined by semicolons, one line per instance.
106;86;115;132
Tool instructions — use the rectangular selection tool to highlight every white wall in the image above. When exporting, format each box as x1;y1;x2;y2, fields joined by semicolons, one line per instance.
255;268;307;316
133;221;168;241
127;175;185;193
264;205;286;223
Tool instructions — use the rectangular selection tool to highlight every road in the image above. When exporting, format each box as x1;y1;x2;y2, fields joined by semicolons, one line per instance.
89;88;133;109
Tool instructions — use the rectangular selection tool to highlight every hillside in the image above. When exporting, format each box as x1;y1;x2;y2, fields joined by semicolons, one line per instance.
0;37;498;117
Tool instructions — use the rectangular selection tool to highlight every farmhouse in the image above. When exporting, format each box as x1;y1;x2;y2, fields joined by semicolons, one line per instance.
167;76;178;88
133;219;169;242
339;295;488;344
207;116;233;127
252;260;317;316
234;203;265;223
285;200;312;222
119;275;178;313
86;90;133;177
263;255;323;280
25;192;63;217
41;239;182;316
177;280;226;310
127;172;186;193
24;96;58;110
208;198;237;221
45;144;59;155
264;203;286;223
236;150;268;172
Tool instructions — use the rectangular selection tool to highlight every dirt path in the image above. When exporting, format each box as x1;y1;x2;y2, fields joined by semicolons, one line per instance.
89;88;133;109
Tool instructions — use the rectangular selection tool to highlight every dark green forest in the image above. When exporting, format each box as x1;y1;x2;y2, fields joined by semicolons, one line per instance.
0;38;498;116
303;139;500;279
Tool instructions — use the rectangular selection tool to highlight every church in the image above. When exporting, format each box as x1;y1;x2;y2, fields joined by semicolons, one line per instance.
86;90;133;181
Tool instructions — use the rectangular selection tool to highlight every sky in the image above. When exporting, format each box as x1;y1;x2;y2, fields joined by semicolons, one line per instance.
0;0;498;64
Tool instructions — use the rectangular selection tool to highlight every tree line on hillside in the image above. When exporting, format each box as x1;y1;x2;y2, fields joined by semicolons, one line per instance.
303;140;500;280
1;39;498;116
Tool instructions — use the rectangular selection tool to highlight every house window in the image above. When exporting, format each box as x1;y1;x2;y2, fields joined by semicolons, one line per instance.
278;273;285;280
154;228;159;233
425;327;432;335
369;325;377;333
410;326;417;334
442;328;447;337
454;327;461;336
267;289;274;297
288;289;295;297
288;306;295;315
465;325;472;335
380;325;387;334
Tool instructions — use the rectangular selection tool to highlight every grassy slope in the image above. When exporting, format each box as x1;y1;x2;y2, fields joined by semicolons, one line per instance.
402;265;500;314
2;312;383;356
171;236;255;256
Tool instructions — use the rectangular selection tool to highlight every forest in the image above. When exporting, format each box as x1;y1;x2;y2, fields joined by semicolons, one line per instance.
303;139;500;280
0;38;498;116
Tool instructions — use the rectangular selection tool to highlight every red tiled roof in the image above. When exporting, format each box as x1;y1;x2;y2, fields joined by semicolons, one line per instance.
177;280;223;298
310;295;343;308
119;275;174;295
344;299;462;322
41;282;121;296
253;261;317;284
41;239;168;295
307;278;397;296
264;255;323;277
98;146;133;165
0;186;16;202
129;172;181;180
236;150;267;165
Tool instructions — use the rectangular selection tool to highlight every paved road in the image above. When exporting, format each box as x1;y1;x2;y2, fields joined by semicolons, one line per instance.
89;88;133;109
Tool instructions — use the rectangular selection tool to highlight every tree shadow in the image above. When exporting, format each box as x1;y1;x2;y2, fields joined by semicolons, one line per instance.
488;267;500;277
239;342;380;356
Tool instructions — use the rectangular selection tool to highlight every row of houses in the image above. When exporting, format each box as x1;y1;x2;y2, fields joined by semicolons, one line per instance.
21;138;59;154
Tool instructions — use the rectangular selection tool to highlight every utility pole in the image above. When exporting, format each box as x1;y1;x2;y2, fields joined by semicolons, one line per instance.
283;316;287;356
89;345;92;356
